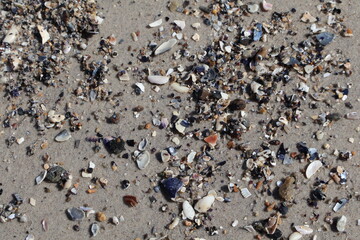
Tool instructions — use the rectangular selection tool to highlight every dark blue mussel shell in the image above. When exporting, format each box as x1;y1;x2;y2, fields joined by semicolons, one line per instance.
161;178;183;199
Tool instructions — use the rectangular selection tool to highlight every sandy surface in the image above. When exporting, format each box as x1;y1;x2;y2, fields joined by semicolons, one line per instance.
1;0;360;240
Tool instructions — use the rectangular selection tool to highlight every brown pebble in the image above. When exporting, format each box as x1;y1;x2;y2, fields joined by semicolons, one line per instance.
279;176;295;201
96;212;107;222
228;99;246;111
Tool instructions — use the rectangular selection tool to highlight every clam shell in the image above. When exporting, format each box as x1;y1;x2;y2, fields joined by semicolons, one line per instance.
305;160;322;178
148;19;162;28
90;222;100;236
336;215;347;232
154;39;177;55
138;138;148;151
54;129;72;142
194;195;215;213
3;25;19;44
136;151;150;170
170;82;190;93
261;0;273;11
289;232;302;240
160;149;171;162
294;225;313;235
182;200;195;220
174;20;185;30
135;82;145;92
35;171;47;185
148;75;169;85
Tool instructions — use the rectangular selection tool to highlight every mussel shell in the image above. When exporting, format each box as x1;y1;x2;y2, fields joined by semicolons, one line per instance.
103;137;125;154
161;178;183;199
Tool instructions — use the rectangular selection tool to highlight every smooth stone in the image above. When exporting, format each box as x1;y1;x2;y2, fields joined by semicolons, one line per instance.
66;207;85;221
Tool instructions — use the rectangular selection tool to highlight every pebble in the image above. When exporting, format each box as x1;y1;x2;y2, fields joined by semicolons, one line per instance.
336;215;347;232
289;232;302;240
54;129;72;142
192;33;200;41
279;176;295;201
95;212;107;222
174;20;185;30
191;23;201;29
148;19;162;28
66;207;85;221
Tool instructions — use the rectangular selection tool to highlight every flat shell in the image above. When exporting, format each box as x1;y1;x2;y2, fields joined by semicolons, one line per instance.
182;200;195;220
148;19;162;28
55;129;72;142
136;151;150;170
3;25;19;44
294;225;313;235
37;25;50;44
305;160;322;178
154;39;177;55
66;207;85;221
35;171;47;185
148;75;169;85
90;222;100;236
170;82;190;93
194;195;215;213
240;188;252;198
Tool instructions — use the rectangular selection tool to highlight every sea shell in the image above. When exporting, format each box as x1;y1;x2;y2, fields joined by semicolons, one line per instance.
174;20;185;30
45;166;68;183
66;207;85;221
305;160;322;178
123;195;138;207
154;39;177;55
25;234;35;240
194;195;215;213
294;225;313;235
187;151;196;163
261;0;273;11
333;198;348;212
103;137;125;154
168;217;180;230
54;129;72;142
148;19;162;28
138;138;148;151
240;188;252;198
3;25;19;44
175;119;186;134
182;200;195;220
336;215;347;232
160;149;171;162
37;25;50;44
247;3;259;13
148;75;169;85
136;151;150;170
35;171;47;185
111;216;119;225
90;222;100;236
345;112;360;120
135;82;145;92
204;134;218;148
170;82;190;93
289;232;302;240
161;178;183;199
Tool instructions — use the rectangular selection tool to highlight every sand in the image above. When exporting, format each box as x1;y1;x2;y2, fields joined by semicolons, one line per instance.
1;0;360;240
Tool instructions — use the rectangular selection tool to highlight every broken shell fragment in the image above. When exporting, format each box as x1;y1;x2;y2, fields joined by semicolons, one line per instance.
35;171;47;185
55;129;72;142
333;198;348;212
45;166;68;183
148;19;162;28
66;207;85;221
261;0;273;11
336;215;347;232
204;134;218;148
294;225;313;235
37;25;50;44
136;151;150;170
316;32;335;46
174;20;185;30
123;195;138;207
301;12;317;23
161;178;183;199
170;82;190;93
90;222;100;236
247;3;259;13
3;25;19;44
194;195;215;213
240;188;252;198
289;232;302;240
154;39;177;55
160;149;171;162
305;160;322;178
182;200;195;220
168;217;180;230
148;75;169;85
138;138;148;151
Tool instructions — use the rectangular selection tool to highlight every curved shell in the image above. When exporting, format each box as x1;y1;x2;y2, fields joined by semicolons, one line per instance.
170;82;190;93
35;171;47;185
305;160;322;178
136;151;150;170
194;195;215;213
182;200;195;220
289;232;302;240
154;39;177;55
294;225;313;235
148;75;169;85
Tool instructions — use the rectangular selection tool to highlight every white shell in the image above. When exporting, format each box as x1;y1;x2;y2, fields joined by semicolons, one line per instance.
194;195;215;213
305;160;323;178
138;138;148;151
25;234;35;240
294;225;313;235
174;20;185;30
154;39;177;55
175;119;186;134
35;171;47;185
289;232;302;240
148;75;169;85
168;217;180;230
261;0;273;11
90;222;100;236
136;151;150;170
182;200;195;220
336;215;347;232
148;19;162;28
135;82;145;92
37;25;50;44
187;151;196;163
241;188;252;198
3;25;19;44
170;82;190;93
160;150;171;162
111;216;119;225
232;219;239;227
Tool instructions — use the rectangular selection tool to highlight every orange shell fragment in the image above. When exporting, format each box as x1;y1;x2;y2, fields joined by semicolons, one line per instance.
204;134;218;148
